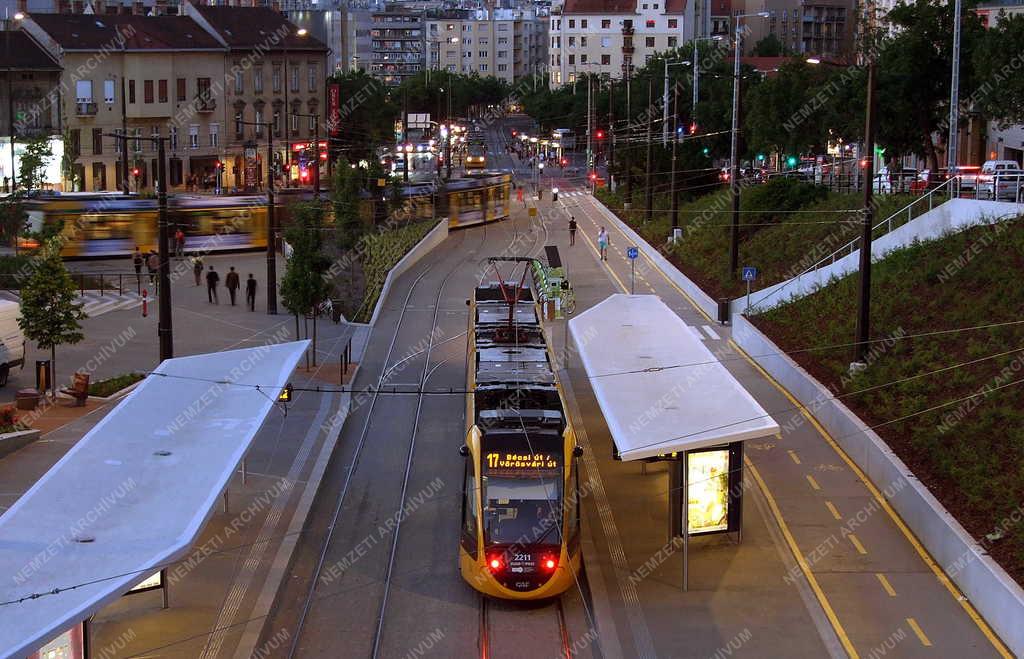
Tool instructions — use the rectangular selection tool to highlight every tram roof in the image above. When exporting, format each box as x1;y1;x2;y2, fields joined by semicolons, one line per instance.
569;295;778;461
0;341;308;658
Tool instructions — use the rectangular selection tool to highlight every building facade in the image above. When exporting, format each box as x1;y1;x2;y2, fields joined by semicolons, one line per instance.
548;0;692;88
738;0;856;59
371;6;425;86
425;8;546;84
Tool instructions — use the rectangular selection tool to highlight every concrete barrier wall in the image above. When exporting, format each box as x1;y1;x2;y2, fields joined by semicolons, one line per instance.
367;220;449;327
588;197;719;320
732;313;1024;656
736;199;1024;314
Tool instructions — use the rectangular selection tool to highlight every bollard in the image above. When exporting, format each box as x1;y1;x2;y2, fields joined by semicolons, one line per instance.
142;289;148;317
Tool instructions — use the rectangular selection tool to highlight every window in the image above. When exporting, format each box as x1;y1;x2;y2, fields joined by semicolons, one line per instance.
273;111;281;136
479;50;488;57
308;64;317;92
254;67;263;93
643;3;648;8
568;36;575;47
307;114;315;131
498;36;508;44
151;126;160;144
668;19;678;28
103;79;114;104
581;19;588;28
479;37;488;45
464;36;472;44
272;65;282;93
568;19;575;28
601;54;611;65
646;37;655;47
479;63;487;71
601;37;611;47
290;113;298;133
144;80;154;104
568;54;575;65
92;128;103;155
235;112;244;139
170;126;178;150
234;64;244;93
646;19;656;28
255;110;264;135
290;65;299;92
601;19;611;28
176;78;186;102
69;129;80;155
497;63;507;71
197;78;211;103
132;128;142;153
189;124;199;149
580;36;587;47
158;79;168;103
668;37;677;47
75;80;93;103
581;53;588;64
209;123;219;147
498;50;508;58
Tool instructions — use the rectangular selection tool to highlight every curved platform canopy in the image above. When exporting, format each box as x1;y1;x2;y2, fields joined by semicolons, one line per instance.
0;340;309;658
569;295;778;461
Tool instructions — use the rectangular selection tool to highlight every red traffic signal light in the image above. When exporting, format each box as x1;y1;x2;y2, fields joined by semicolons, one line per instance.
131;167;140;178
588;171;597;181
596;130;605;139
214;160;223;170
511;130;517;136
690;122;697;134
560;158;568;166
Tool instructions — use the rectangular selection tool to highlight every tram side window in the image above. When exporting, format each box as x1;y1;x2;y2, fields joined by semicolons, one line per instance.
461;458;478;556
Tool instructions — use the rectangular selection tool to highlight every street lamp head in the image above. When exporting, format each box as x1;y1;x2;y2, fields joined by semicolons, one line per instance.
13;11;25;20
806;58;821;65
296;28;308;37
756;11;770;17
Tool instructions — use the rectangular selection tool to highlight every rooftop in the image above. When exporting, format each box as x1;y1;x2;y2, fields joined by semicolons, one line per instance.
28;13;222;50
0;30;61;70
191;5;328;51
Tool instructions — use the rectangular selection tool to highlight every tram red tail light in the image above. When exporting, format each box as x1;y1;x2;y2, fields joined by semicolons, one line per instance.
542;555;558;572
487;553;504;573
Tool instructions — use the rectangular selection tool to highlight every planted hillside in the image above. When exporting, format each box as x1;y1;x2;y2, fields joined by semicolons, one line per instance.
752;216;1024;584
598;180;915;299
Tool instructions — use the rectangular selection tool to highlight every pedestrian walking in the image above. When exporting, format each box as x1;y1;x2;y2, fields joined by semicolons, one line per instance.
132;247;143;284
568;217;577;246
225;266;240;306
192;254;204;286
246;274;257;311
597;227;610;261
174;228;185;257
146;250;159;285
206;265;220;304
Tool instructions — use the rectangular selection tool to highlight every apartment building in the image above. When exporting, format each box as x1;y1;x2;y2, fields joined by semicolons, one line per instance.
425;8;546;84
188;4;329;189
548;0;693;88
738;0;856;59
0;29;61;190
23;12;227;192
371;6;425;87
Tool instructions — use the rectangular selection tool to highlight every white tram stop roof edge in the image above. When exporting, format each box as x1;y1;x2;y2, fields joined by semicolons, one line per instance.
568;294;778;461
0;340;309;659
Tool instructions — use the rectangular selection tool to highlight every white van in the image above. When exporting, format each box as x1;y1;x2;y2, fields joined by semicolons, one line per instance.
0;300;25;386
981;160;1020;174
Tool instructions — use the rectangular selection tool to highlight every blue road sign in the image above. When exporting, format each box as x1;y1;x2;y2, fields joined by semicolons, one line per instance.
742;266;758;282
627;246;639;260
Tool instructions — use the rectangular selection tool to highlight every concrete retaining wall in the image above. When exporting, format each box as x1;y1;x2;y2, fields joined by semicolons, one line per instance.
0;428;41;459
732;313;1024;656
737;199;1024;314
588;197;720;320
366;219;449;327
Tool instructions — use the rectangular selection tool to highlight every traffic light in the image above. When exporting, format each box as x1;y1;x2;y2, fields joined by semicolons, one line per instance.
596;129;605;140
689;122;697;135
131;167;140;178
786;155;798;168
511;129;517;137
701;146;710;156
214;160;223;171
588;171;598;181
756;153;766;162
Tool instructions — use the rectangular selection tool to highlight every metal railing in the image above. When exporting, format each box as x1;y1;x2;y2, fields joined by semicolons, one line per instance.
0;271;146;297
975;172;1024;203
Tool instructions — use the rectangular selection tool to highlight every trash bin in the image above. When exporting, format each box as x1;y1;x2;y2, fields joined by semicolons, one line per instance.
35;360;51;393
717;298;731;325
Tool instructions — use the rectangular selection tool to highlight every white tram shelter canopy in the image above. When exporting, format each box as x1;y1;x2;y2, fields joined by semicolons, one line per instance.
569;295;778;461
0;340;309;658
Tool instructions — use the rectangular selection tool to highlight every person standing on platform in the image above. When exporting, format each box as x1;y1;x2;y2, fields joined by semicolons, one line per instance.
597;227;610;261
225;266;240;306
146;250;159;285
206;265;220;304
246;274;257;311
568;216;577;246
132;247;143;284
174;228;185;257
192;254;204;286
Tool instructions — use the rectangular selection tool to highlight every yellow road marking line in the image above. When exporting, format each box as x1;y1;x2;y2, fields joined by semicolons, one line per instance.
788;450;802;465
775;432;783;441
728;338;1012;658
806;474;821;491
848;533;868;555
746;457;860;659
876;573;897;597
580;231;630;294
907;617;933;647
825;500;842;520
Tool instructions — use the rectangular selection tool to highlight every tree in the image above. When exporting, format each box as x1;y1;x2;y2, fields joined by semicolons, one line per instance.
18;135;54;192
972;13;1024;127
60;127;81;192
331;156;364;252
18;237;86;398
280;202;331;358
752;34;787;57
0;196;29;249
744;59;833;157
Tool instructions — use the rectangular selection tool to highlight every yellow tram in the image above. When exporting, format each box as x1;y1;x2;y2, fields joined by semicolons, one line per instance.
445;173;511;230
460;260;582;600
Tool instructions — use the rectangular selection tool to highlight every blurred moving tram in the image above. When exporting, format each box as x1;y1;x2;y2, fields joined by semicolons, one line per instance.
460;259;582;599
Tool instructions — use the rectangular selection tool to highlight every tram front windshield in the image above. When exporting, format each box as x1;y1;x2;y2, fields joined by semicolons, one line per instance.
483;452;563;545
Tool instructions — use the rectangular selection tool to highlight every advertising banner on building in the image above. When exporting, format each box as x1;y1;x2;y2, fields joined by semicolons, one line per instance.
328;84;341;137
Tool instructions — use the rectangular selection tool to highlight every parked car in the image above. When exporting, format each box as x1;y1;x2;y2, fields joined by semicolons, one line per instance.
943;165;982;193
981;159;1020;174
0;300;25;387
873;167;919;193
977;169;1024;201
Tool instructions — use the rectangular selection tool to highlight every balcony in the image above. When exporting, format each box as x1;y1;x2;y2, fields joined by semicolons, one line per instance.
195;96;216;113
622;25;634;36
622;45;635;54
76;101;98;116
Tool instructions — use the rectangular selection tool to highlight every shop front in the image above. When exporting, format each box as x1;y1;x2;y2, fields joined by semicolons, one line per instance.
188;156;221;192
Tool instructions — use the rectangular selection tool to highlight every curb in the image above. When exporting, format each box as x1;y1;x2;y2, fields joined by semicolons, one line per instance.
0;428;41;459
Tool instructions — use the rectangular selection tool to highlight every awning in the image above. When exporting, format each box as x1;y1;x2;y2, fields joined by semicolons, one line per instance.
569;295;778;461
0;341;309;658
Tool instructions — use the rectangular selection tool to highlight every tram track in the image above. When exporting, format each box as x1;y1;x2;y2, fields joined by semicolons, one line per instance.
479;596;574;659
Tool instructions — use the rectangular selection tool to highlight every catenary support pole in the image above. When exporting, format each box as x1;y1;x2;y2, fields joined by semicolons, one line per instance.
855;12;877;365
157;139;173;361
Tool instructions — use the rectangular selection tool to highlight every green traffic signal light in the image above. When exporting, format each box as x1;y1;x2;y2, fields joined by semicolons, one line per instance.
786;156;798;167
702;147;710;155
757;153;765;162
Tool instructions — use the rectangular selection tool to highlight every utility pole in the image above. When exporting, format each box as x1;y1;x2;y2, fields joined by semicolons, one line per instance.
947;0;962;174
156;138;172;361
662;60;669;146
728;21;742;275
402;88;409;183
586;73;593;180
121;77;129;195
267;125;278;315
625;66;632;205
313;112;321;200
855;7;878;365
645;79;653;224
693;39;700;126
608;80;614;172
670;84;679;235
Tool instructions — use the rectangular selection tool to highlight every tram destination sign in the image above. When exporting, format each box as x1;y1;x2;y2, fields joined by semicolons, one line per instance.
485;451;560;477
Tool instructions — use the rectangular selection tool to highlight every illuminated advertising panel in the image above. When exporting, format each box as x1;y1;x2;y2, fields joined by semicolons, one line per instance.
28;623;85;659
682;443;743;536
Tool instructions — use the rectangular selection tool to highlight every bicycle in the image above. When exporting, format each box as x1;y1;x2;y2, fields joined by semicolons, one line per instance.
560;281;576;315
316;298;338;323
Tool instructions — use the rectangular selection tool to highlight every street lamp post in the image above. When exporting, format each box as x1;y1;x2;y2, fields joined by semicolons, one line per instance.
855;1;878;366
283;28;309;190
729;12;768;276
291;111;321;199
691;35;723;130
5;10;24;193
665;60;690;238
238;120;277;314
947;0;962;174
